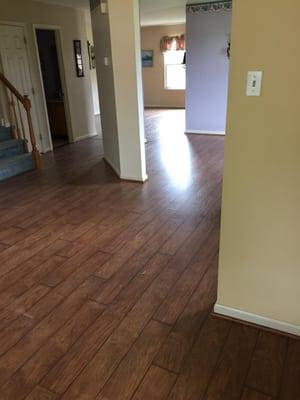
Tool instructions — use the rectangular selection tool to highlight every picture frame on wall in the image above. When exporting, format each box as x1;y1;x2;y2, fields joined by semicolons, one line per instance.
142;50;153;67
73;40;84;77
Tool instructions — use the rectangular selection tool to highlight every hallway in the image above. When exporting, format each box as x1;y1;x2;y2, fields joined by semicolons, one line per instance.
0;110;298;399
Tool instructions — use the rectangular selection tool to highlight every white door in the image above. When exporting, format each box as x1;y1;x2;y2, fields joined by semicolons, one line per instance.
0;24;41;151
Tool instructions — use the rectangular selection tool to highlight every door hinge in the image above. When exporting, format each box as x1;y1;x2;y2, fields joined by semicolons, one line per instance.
24;36;27;45
32;87;35;95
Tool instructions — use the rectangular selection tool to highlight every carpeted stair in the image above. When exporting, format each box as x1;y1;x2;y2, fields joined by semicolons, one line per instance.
0;126;34;181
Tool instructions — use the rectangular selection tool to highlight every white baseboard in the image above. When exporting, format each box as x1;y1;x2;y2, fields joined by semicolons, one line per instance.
41;146;52;154
74;132;99;142
186;130;226;136
214;304;300;337
120;173;148;183
104;156;148;182
145;105;185;110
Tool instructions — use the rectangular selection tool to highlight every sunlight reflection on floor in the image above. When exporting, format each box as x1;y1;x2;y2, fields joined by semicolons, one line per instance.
145;109;192;190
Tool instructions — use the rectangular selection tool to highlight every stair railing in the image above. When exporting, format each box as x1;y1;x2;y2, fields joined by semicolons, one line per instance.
0;72;41;169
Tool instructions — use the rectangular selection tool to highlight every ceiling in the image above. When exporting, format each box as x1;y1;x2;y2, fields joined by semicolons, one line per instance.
36;0;214;26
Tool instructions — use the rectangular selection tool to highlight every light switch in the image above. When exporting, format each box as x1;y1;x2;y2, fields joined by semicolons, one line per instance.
104;57;110;66
246;71;263;96
101;2;108;14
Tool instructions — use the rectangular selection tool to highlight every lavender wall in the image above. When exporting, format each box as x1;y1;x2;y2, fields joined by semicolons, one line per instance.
186;9;232;133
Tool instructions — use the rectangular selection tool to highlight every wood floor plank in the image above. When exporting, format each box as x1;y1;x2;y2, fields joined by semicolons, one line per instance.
279;338;300;399
0;315;35;357
159;220;198;256
246;331;288;397
24;386;59;400
0;242;9;252
154;257;218;373
0;300;106;400
92;218;181;304
95;214;170;280
97;320;170;400
0;284;50;329
53;253;171;398
43;251;109;295
167;316;231;400
0;239;70;294
204;323;258;400
241;388;272;400
132;366;177;400
154;227;219;325
0;278;102;386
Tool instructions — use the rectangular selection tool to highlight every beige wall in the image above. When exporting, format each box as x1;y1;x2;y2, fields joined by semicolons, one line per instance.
0;0;96;151
217;0;300;331
141;24;185;108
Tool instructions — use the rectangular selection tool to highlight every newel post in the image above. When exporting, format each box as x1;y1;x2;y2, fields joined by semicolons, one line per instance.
23;95;41;169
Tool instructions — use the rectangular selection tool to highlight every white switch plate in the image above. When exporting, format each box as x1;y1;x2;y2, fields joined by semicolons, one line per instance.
104;56;110;66
246;71;263;96
101;2;108;13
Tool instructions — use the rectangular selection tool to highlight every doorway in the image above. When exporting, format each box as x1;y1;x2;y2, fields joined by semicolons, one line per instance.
35;29;69;148
0;24;41;151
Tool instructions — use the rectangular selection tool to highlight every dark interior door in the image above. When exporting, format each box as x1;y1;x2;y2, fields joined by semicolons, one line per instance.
36;29;68;146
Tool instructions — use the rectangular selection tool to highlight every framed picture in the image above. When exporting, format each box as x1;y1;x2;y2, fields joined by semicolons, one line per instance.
73;40;84;77
142;50;153;68
87;41;96;69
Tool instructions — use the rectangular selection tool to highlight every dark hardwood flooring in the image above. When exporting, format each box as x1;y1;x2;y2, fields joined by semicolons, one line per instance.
0;109;299;399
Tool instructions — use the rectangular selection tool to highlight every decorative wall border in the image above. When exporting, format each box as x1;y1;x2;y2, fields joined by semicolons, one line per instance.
187;1;232;13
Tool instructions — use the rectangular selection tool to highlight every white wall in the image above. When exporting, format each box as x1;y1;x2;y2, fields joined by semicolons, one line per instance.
0;0;96;151
91;0;147;182
186;8;231;134
85;9;100;116
91;5;120;173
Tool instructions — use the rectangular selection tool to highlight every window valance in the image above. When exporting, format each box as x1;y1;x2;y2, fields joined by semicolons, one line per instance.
160;35;185;53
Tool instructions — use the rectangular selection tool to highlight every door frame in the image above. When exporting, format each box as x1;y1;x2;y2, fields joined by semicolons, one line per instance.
0;20;43;151
33;24;74;150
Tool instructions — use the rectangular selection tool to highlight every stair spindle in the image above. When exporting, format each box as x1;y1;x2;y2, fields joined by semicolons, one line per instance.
17;99;26;141
10;92;22;140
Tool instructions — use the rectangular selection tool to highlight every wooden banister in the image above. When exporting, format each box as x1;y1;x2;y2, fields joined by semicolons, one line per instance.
0;72;41;169
0;72;24;103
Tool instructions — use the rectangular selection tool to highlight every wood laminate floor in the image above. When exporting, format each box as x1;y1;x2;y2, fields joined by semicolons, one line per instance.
0;109;299;399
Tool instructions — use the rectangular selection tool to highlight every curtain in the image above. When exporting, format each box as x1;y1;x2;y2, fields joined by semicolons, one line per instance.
160;35;185;53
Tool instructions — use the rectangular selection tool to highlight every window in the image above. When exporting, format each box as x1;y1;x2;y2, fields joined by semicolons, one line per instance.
164;50;186;90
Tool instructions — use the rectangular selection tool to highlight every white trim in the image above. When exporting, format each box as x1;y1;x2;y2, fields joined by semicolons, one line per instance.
120;173;148;182
73;132;98;142
186;130;226;136
104;156;148;182
214;304;300;337
41;146;52;154
32;24;74;150
145;105;185;109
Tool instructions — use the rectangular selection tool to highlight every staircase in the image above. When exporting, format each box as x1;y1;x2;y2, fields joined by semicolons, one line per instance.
0;126;34;181
0;72;40;181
